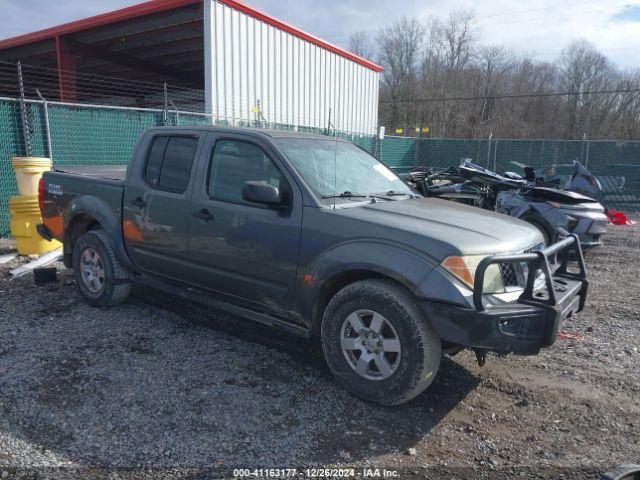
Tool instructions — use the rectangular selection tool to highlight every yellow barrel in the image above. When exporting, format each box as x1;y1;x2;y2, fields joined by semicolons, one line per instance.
9;195;61;256
12;157;52;196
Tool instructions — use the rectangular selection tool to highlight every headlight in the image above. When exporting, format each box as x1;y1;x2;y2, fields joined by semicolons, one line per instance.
441;255;505;294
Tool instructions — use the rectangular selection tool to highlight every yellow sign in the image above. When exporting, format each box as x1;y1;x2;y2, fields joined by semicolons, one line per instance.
395;128;404;134
422;127;430;134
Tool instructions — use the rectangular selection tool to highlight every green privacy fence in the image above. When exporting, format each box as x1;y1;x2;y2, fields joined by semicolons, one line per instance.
0;98;379;236
379;136;416;168
0;99;200;235
0;100;45;237
414;138;640;213
1;98;639;236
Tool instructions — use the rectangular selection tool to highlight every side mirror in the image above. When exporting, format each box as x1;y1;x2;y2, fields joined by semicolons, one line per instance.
242;181;282;206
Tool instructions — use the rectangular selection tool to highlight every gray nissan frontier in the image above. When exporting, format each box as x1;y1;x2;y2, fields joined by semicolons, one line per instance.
37;126;589;405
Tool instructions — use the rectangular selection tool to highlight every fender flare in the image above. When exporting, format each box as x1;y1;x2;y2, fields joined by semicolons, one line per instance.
299;240;447;329
63;195;137;273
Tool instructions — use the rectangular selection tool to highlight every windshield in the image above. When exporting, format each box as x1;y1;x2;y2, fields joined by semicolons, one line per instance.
274;137;414;201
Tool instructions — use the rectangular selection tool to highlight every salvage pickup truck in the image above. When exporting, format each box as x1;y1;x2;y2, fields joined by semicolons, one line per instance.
38;127;589;406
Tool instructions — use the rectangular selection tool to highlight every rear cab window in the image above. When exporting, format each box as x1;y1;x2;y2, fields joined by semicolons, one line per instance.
144;135;198;193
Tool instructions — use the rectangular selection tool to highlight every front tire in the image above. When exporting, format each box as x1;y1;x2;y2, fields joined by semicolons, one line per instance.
72;230;131;307
321;279;441;406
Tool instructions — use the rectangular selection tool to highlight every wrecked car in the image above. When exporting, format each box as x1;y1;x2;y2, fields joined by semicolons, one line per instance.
37;127;588;406
403;160;608;247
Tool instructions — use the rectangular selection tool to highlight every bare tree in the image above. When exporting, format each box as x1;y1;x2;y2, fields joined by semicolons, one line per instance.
348;31;376;61
469;46;515;138
421;11;477;136
373;9;640;140
376;16;425;130
433;11;476;70
610;72;640;139
506;56;560;138
559;40;617;138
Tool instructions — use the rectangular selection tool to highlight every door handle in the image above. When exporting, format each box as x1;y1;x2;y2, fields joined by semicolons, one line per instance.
130;197;147;208
193;209;215;222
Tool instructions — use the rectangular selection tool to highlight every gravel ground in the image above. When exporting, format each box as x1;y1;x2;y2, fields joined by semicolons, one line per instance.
0;225;638;479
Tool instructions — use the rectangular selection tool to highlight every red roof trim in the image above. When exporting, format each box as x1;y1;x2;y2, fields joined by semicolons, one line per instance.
0;0;201;50
217;0;382;72
0;0;383;73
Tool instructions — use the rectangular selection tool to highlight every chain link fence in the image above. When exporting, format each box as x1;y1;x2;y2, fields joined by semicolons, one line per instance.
0;60;206;112
383;136;640;213
1;59;639;236
414;138;640;213
0;95;378;236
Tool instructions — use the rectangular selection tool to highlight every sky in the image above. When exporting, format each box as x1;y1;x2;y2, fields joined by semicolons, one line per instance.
1;0;640;69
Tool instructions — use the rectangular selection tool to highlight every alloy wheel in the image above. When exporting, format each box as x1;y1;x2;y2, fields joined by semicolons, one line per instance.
79;247;105;293
340;309;402;381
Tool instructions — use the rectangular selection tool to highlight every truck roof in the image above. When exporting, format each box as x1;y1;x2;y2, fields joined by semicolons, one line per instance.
144;126;349;142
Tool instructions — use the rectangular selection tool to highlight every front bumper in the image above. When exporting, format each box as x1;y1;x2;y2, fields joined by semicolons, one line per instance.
422;235;588;355
573;216;608;248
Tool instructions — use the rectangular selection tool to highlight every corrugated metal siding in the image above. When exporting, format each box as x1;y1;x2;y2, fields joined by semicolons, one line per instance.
204;0;379;135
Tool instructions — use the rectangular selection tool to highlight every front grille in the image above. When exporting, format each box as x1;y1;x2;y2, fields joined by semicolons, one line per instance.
500;263;520;287
499;243;546;289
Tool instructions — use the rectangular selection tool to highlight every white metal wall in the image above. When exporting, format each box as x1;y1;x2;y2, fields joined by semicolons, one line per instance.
204;0;380;135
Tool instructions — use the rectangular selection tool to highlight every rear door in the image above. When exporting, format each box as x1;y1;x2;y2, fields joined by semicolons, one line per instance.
122;131;202;280
187;133;303;311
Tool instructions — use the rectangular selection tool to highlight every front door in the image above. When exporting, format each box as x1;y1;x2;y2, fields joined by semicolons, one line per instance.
122;133;201;281
188;134;303;311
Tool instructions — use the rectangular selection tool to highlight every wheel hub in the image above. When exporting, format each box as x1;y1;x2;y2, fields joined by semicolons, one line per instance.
361;330;383;354
340;309;402;381
79;247;105;293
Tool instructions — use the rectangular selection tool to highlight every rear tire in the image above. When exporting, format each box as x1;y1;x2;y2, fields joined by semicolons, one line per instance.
72;230;131;307
601;465;640;480
321;279;441;406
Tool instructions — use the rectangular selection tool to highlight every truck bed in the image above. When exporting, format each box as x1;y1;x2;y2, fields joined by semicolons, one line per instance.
41;166;126;243
53;166;126;182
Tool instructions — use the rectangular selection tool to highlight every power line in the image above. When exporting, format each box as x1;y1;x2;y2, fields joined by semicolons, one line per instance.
321;0;629;40
483;7;615;27
533;46;640;56
381;87;640;104
478;0;613;18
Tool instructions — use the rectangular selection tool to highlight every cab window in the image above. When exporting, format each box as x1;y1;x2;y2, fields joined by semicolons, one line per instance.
144;136;198;193
208;140;286;206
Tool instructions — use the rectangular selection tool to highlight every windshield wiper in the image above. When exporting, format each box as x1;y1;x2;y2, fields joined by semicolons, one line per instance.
321;191;367;199
370;190;415;199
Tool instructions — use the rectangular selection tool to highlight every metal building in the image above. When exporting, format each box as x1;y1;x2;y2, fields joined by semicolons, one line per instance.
0;0;382;134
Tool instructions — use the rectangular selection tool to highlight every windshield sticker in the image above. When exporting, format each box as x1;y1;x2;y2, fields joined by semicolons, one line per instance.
373;164;397;181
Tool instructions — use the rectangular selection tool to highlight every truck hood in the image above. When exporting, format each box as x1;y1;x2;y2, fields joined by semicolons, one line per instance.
335;197;544;259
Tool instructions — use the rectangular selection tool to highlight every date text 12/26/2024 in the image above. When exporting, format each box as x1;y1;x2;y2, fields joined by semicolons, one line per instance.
233;468;400;478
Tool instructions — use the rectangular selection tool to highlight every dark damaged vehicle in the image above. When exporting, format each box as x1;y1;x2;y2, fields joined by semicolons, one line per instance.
37;127;589;406
404;160;608;247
